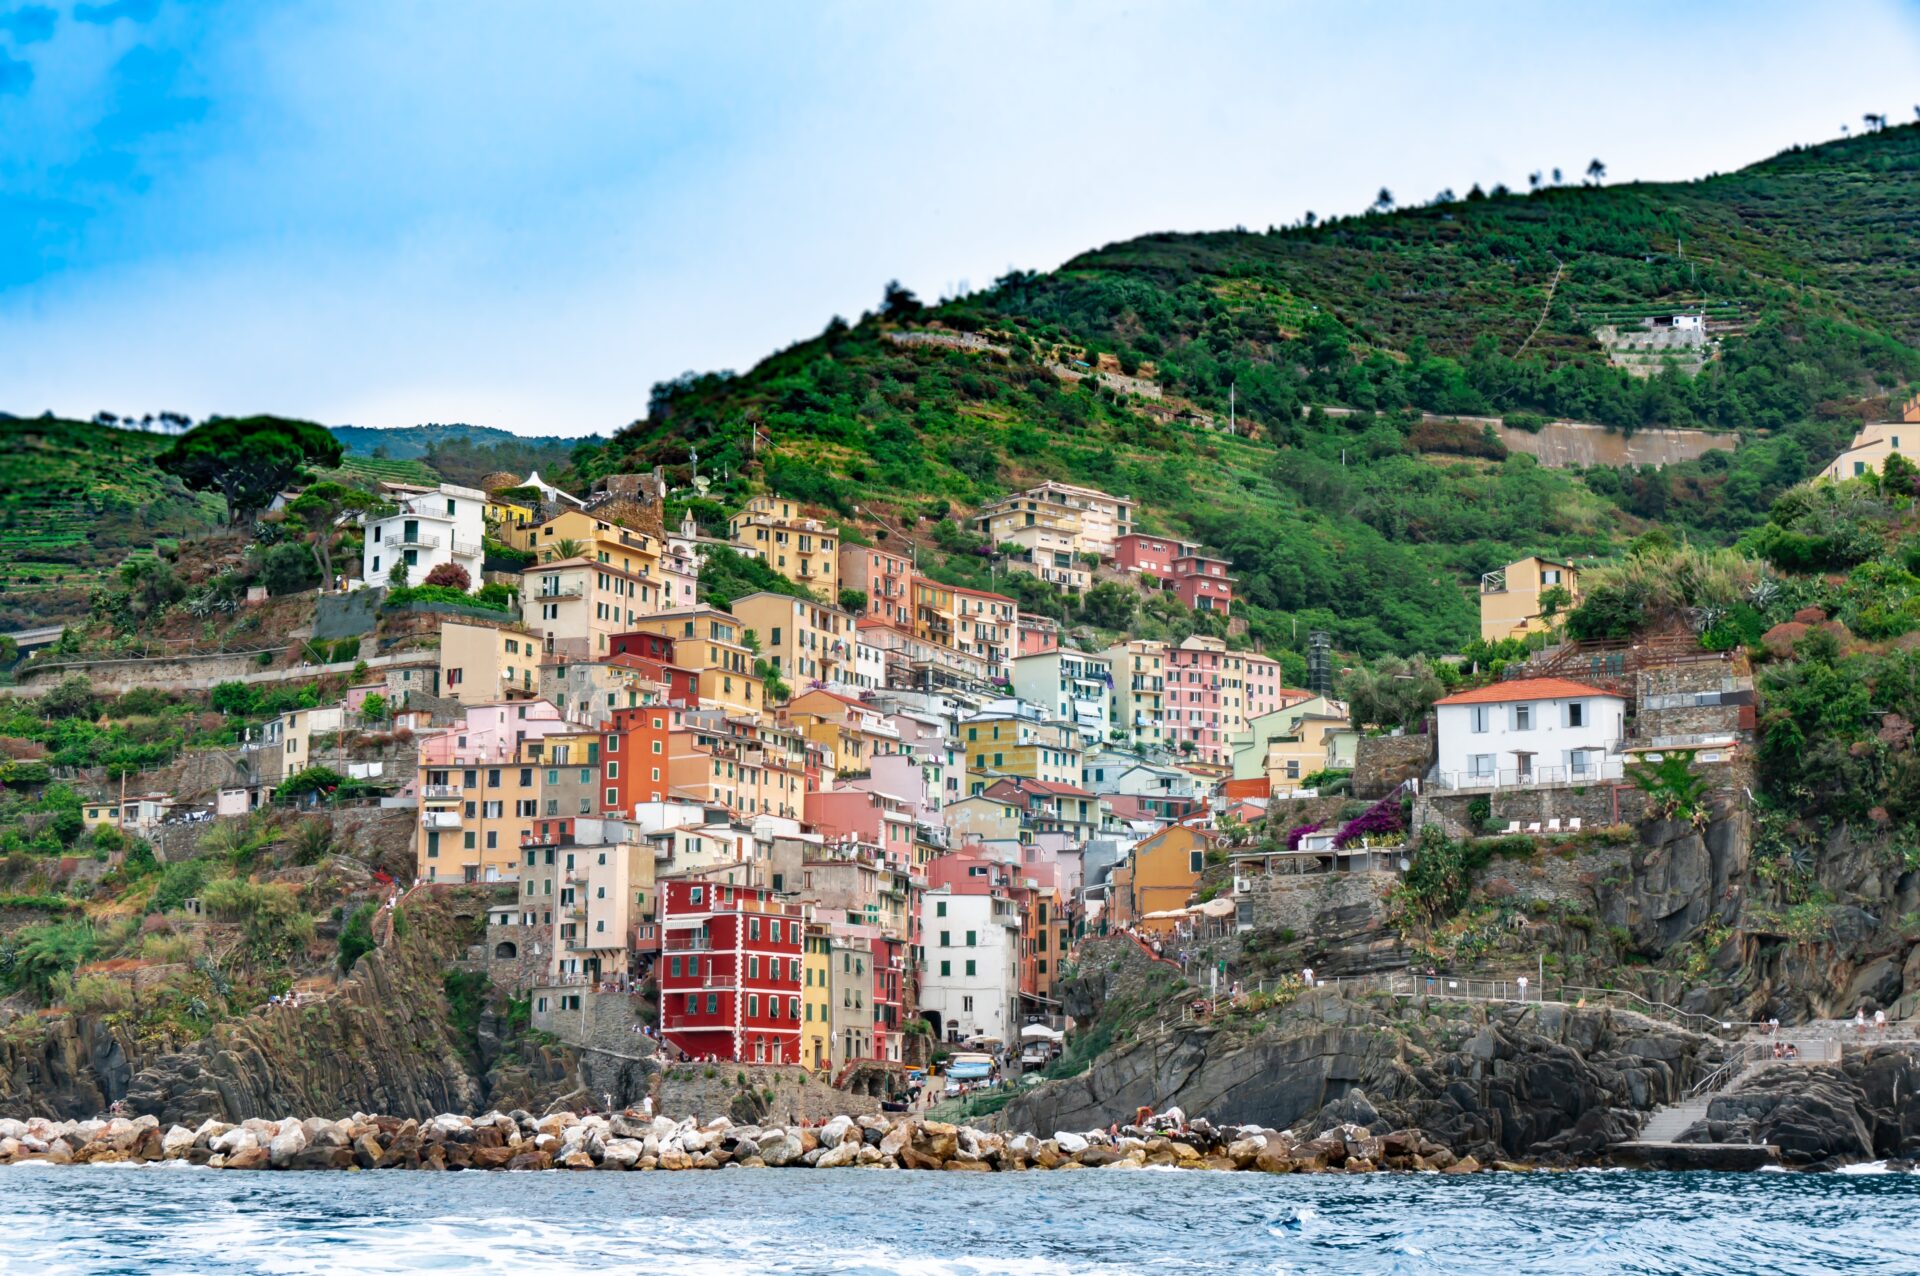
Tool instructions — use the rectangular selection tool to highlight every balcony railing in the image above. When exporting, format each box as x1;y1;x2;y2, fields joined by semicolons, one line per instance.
1432;760;1624;792
421;811;462;830
422;784;463;800
537;583;585;599
662;933;714;951
396;532;440;549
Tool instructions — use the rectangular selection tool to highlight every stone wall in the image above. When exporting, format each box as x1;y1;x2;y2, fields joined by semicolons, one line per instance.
1351;734;1433;798
656;1063;880;1126
1241;871;1396;976
1633;662;1753;742
530;986;651;1051
1417;784;1649;835
471;921;548;991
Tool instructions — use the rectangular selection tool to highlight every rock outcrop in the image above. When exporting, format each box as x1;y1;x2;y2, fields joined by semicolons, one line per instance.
1704;1047;1920;1167
996;989;1715;1165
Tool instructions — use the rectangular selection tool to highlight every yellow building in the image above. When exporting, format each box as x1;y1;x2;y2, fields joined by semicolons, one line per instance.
1115;823;1215;935
973;498;1089;594
1227;695;1352;795
521;556;662;661
951;585;1017;679
439;621;542;705
910;576;957;649
962;715;1081;791
1822;400;1920;481
727;495;839;593
731;591;853;690
783;687;901;772
624;607;765;715
1101;638;1168;747
484;494;536;537
971;481;1136;559
802;924;833;1071
516;505;664;578
1478;556;1581;643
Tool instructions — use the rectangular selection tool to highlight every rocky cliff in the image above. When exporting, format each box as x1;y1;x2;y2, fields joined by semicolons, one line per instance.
997;987;1719;1164
0;900;595;1124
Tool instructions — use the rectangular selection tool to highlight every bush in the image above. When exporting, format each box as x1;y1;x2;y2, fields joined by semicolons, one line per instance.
0;920;98;1003
423;562;471;591
148;858;212;913
201;878;312;964
259;541;321;596
338;902;376;973
276;765;347;801
40;676;100;722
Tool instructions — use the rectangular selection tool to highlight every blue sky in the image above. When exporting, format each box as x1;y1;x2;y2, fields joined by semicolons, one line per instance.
3;1;1919;436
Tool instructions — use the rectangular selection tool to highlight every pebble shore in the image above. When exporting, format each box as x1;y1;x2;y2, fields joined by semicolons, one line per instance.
0;1110;1510;1173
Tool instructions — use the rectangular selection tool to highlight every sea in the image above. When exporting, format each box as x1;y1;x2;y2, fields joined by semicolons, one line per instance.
3;1162;1918;1274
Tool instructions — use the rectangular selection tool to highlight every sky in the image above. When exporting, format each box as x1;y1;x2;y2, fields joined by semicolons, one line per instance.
2;2;1919;437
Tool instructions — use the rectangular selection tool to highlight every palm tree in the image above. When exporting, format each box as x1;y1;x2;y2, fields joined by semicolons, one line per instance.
545;538;583;562
1372;187;1394;214
1585;158;1607;185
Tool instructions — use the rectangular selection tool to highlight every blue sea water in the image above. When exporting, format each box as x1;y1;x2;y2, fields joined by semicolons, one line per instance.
2;1162;1918;1274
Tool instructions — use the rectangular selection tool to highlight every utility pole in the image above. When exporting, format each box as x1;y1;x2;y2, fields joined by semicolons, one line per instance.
1229;382;1236;435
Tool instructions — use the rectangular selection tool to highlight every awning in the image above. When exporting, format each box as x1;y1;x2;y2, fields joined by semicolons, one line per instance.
1021;1024;1065;1042
1196;897;1236;918
947;1062;992;1079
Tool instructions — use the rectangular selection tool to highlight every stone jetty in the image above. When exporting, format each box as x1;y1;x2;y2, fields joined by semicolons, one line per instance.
0;1108;1501;1174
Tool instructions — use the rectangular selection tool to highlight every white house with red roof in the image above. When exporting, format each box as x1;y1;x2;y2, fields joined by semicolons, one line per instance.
1433;677;1626;790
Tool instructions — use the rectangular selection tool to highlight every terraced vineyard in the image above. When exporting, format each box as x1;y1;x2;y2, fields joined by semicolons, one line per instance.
319;454;441;486
0;417;225;631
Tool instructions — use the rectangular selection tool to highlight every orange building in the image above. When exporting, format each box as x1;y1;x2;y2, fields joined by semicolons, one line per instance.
1112;823;1217;934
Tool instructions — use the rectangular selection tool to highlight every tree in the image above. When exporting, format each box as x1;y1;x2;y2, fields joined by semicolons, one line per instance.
1551;167;1563;184
880;280;924;323
284;482;391;588
838;588;869;613
1080;581;1138;631
545;538;583;562
40;675;99;721
360;692;390;723
1372;187;1395;213
117;557;184;622
1341;655;1443;730
1585;158;1607;185
156;416;343;525
423;562;471;591
259;541;321;596
1528;171;1542;190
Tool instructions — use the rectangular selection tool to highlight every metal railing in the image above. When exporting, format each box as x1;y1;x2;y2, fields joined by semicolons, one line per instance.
421;784;462;800
1431;762;1624;792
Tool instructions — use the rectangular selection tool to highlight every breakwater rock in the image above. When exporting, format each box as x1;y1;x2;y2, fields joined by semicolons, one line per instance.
0;1108;1511;1174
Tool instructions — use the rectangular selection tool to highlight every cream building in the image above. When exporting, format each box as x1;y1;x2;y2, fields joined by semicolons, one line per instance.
1478;556;1582;644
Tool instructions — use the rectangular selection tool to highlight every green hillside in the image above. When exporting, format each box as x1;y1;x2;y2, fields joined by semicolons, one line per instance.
330;423;598;488
0;418;225;632
582;126;1920;657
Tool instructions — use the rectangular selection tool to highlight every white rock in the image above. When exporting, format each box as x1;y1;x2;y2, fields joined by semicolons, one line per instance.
162;1126;198;1158
815;1140;860;1168
601;1138;642;1169
211;1128;256;1155
0;1119;26;1141
818;1115;856;1148
268;1125;308;1169
1054;1131;1089;1154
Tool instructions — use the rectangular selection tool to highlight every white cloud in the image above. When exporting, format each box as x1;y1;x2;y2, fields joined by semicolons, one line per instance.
3;0;1918;433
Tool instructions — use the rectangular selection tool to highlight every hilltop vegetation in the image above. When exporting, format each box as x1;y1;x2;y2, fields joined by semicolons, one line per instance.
0;418;225;632
582;127;1920;658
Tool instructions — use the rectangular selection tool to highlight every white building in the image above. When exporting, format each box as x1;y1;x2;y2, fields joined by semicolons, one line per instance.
1432;677;1626;790
1010;649;1112;747
918;887;1021;1045
362;482;488;589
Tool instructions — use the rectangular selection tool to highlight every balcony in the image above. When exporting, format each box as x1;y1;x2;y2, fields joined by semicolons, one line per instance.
662;932;714;952
395;532;441;549
422;784;463;801
421;811;462;830
537;583;585;599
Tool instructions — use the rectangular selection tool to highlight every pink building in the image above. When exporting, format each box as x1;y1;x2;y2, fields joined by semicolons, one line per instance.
1243;653;1289;722
805;788;916;871
1016;614;1059;657
839;544;914;629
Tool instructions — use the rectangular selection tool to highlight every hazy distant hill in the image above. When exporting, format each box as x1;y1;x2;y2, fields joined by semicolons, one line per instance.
330;423;598;460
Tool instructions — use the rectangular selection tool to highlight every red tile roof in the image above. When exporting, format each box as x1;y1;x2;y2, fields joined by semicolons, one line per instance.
1435;676;1624;705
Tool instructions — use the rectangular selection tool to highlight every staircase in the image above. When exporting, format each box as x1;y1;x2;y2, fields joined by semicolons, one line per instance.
1628;1044;1835;1144
1637;1095;1713;1142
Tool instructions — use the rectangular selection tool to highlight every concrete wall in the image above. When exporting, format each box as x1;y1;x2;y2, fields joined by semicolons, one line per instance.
1497;421;1735;469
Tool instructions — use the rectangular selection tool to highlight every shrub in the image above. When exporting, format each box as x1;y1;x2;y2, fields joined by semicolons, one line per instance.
148;859;213;913
423;562;472;591
0;920;98;1003
277;766;347;801
338;902;376;973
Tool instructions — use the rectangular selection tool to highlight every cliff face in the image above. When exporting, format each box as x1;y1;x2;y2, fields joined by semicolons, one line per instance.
996;990;1716;1163
0;902;592;1124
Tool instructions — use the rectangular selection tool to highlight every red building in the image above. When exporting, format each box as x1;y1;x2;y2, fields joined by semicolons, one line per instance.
871;933;906;1062
1113;532;1182;577
601;705;672;814
657;875;804;1064
1170;549;1234;614
606;632;701;706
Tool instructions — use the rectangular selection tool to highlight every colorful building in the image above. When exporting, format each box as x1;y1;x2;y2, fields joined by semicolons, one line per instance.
657;875;804;1064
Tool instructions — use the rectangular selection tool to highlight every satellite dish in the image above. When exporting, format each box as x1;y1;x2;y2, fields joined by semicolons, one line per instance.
693;476;712;495
1398;857;1411;872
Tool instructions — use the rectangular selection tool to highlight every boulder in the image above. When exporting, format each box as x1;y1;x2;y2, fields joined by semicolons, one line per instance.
225;1146;270;1171
268;1125;309;1170
815;1140;861;1169
602;1139;642;1170
162;1125;198;1159
1053;1131;1089;1154
818;1115;856;1148
506;1150;553;1171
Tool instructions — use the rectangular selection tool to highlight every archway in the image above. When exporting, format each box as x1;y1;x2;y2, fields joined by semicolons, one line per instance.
494;941;518;959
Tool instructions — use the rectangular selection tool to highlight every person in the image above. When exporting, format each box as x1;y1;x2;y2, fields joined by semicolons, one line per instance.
1855;1007;1868;1036
1301;966;1315;988
1874;1008;1887;1036
1516;975;1529;1003
1769;1017;1780;1037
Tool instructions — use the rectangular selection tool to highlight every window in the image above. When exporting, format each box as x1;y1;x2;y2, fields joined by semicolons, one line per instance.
965;930;977;946
706;994;718;1014
606;761;618;779
670;957;681;978
939;960;951;977
685;993;697;1013
1566;701;1585;728
747;995;759;1017
1189;849;1204;873
748;956;759;979
1512;704;1533;731
964;960;976;977
749;917;760;941
1470;705;1490;733
939;930;950;947
935;900;947;918
1469;754;1495;778
690;886;704;905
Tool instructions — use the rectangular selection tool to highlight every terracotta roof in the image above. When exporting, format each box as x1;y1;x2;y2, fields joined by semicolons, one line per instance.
1435;677;1624;705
